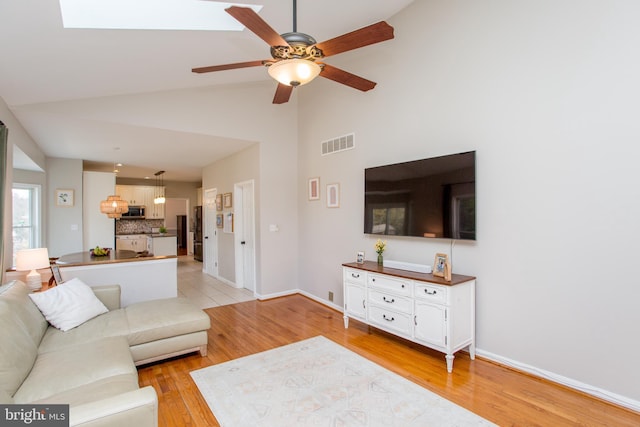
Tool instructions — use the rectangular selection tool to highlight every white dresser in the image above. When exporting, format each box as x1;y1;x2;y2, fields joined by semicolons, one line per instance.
343;261;476;372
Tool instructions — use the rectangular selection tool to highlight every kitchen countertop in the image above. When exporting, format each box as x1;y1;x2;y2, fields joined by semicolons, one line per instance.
56;250;176;266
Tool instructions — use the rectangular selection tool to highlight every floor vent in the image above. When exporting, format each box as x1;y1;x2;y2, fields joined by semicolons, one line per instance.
321;133;355;156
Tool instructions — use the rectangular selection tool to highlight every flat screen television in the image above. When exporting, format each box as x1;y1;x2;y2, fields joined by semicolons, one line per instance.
364;151;476;240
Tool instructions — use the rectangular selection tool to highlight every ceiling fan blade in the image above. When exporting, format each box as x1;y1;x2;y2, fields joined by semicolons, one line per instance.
192;60;266;74
273;83;294;104
315;21;394;57
320;64;377;92
226;6;289;47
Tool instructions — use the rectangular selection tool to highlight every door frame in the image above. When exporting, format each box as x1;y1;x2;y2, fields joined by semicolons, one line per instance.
233;180;256;294
203;188;218;277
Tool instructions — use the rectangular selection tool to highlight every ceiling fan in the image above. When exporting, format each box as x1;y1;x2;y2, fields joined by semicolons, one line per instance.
192;0;395;104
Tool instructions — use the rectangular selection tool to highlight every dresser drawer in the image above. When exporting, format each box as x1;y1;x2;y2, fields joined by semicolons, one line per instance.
368;274;412;296
368;290;412;314
368;305;412;336
415;283;447;304
343;268;366;285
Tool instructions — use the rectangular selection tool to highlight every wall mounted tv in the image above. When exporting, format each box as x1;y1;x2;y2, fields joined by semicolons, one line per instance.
364;151;476;240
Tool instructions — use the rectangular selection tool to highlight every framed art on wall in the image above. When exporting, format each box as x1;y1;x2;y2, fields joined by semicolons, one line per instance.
308;177;320;200
326;183;340;208
223;192;233;209
55;189;74;207
215;194;222;211
216;214;223;228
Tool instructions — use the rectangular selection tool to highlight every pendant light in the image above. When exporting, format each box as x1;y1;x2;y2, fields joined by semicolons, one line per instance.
154;170;166;204
100;195;129;218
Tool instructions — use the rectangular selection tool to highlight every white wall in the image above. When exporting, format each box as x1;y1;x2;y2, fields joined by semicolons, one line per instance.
47;158;83;257
297;0;640;407
83;171;115;250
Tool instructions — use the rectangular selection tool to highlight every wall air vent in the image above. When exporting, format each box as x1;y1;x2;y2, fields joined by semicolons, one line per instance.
321;133;355;156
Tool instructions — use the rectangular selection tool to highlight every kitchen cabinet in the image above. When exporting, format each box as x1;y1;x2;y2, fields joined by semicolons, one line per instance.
116;235;149;252
115;185;165;218
116;185;146;205
342;261;476;373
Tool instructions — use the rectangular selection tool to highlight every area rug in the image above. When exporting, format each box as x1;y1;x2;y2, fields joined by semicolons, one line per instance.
190;336;496;426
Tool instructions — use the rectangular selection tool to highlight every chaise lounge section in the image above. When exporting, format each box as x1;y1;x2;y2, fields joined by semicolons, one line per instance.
0;279;211;426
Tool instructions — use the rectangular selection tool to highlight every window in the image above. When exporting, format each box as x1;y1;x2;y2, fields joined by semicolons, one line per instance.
371;205;406;235
12;184;41;266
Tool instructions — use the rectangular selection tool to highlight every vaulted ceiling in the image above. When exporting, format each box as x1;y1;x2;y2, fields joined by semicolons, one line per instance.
0;0;413;181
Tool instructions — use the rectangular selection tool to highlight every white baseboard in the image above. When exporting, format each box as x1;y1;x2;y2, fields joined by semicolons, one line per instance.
297;290;343;312
476;349;640;413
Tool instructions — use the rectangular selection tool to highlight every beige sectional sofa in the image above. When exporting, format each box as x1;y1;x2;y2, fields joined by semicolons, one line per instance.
0;280;211;426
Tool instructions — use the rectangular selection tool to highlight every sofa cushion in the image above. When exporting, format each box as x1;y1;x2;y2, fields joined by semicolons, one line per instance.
13;336;138;405
38;309;129;354
0;281;48;345
29;277;108;331
0;299;39;398
125;297;210;346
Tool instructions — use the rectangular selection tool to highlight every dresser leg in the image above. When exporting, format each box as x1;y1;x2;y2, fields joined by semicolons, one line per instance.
446;354;455;373
469;343;476;360
343;315;349;328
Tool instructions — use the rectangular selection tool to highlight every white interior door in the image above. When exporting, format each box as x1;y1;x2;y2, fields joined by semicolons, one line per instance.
203;188;218;277
234;180;256;293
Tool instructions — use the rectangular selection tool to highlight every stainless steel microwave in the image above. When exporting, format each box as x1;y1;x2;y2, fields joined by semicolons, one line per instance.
121;205;145;219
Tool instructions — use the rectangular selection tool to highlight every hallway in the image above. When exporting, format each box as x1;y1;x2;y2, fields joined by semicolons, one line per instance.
176;256;255;309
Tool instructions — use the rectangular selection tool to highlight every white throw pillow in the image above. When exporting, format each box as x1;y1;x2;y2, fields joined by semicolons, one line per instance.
28;277;109;331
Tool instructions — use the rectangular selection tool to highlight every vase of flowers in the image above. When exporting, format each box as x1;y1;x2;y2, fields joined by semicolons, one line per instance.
374;239;386;266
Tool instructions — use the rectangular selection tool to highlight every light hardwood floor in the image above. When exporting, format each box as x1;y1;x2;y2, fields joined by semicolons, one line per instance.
138;294;640;426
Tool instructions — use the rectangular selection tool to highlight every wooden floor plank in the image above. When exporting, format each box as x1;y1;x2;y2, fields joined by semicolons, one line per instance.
137;295;640;426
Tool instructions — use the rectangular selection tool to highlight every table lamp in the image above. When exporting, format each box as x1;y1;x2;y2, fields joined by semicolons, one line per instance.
16;248;50;291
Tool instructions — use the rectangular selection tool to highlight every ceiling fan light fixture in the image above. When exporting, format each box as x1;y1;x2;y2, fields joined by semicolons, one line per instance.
268;59;321;87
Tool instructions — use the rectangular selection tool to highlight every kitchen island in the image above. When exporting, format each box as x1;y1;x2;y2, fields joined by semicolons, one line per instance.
55;250;177;307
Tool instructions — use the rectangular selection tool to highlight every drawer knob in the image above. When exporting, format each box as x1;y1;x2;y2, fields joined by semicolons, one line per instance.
382;314;395;322
383;296;395;304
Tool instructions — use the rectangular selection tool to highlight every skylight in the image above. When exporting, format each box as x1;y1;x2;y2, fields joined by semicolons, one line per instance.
59;0;263;31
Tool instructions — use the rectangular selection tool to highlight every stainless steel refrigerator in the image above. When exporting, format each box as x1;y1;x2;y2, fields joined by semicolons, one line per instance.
193;206;203;261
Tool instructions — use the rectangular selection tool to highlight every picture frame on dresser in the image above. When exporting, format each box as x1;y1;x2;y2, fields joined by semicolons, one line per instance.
356;251;365;264
433;253;448;277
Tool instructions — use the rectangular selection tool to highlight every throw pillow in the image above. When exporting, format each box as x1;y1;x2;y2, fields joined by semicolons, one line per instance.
28;277;109;331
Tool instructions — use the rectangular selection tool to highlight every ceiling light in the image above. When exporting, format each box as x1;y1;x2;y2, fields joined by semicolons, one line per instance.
267;59;321;87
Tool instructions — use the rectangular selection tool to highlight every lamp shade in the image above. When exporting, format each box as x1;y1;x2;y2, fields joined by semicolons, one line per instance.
100;195;129;216
16;248;50;291
267;59;321;87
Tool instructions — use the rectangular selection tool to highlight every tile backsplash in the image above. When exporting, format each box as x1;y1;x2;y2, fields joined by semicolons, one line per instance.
116;219;164;234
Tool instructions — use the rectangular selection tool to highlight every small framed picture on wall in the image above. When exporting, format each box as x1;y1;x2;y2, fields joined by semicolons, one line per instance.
216;214;223;228
308;177;320;201
326;183;340;208
223;192;233;209
215;194;222;211
55;189;74;207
